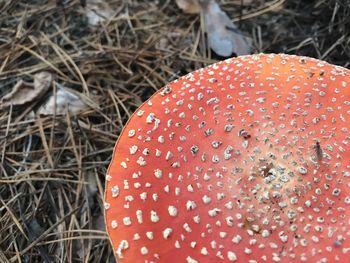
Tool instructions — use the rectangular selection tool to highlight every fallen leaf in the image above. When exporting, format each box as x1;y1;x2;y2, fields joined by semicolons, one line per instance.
203;0;252;57
37;83;89;115
0;72;52;109
175;0;201;14
85;0;114;26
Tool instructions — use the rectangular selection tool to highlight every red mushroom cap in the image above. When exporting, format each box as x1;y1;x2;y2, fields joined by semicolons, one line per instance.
105;54;350;262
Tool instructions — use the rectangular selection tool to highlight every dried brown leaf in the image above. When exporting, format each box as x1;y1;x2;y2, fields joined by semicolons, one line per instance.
176;0;201;14
203;1;252;57
37;83;89;115
0;72;52;109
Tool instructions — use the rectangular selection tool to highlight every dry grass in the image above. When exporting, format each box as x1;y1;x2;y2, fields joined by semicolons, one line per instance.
0;0;349;262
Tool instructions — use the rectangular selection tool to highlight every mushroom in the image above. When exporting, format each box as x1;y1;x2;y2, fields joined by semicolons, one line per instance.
104;54;350;262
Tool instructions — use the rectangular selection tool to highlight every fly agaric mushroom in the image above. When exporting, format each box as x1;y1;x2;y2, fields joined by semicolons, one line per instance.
104;54;350;262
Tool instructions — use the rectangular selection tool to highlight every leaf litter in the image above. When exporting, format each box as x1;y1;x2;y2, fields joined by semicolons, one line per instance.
1;71;90;116
37;83;90;115
0;72;53;109
202;0;252;56
176;0;252;56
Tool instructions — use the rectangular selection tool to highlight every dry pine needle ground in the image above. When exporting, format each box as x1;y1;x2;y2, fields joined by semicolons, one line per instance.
0;0;349;262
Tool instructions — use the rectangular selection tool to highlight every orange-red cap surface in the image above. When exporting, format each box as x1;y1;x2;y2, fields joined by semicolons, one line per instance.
105;54;350;262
